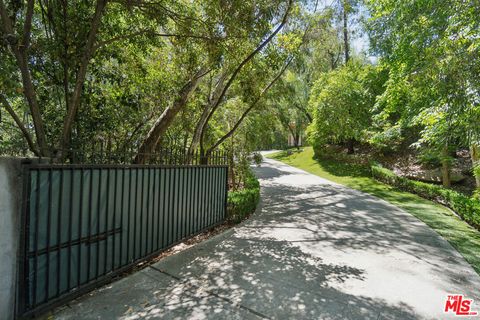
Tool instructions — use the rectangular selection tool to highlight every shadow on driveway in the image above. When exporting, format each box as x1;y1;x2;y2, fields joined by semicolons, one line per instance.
53;158;480;320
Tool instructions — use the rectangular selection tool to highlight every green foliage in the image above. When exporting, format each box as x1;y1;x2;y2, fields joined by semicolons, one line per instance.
1;0;295;158
366;125;403;154
365;0;480;157
417;149;443;169
227;168;260;223
371;164;480;230
308;62;385;150
252;152;263;166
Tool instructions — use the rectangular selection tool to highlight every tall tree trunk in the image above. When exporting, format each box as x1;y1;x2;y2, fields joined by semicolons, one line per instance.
0;0;49;155
470;144;480;190
136;67;208;164
1;94;39;155
189;71;228;156
343;0;350;64
346;138;355;154
294;132;300;149
60;0;108;154
441;146;451;187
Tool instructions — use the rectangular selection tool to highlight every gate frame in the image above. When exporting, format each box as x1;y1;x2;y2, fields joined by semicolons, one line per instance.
16;162;228;319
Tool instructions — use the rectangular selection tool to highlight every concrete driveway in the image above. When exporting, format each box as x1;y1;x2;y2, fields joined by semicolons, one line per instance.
54;157;480;319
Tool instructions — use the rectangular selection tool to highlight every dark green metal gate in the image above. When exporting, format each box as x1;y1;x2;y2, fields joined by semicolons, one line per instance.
18;164;228;318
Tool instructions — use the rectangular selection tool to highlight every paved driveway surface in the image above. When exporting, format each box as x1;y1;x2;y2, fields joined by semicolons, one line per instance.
54;157;480;319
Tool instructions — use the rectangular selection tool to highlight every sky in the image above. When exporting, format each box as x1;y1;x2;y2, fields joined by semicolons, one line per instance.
310;0;376;62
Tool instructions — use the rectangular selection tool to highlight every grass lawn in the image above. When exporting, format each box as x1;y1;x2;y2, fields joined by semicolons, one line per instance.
267;147;480;275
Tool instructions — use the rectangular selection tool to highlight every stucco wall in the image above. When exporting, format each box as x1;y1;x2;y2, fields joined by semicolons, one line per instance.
0;158;23;319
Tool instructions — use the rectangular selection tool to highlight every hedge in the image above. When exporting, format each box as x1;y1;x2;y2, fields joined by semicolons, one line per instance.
227;169;260;223
371;164;480;230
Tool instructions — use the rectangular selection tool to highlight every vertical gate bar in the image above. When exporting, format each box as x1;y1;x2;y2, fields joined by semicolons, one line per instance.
133;169;138;261
104;168;111;275
210;167;215;225
169;167;174;244
165;168;170;247
206;167;211;227
32;169;40;308
190;167;197;234
177;167;182;239
206;167;210;227
188;167;193;236
146;168;153;253
138;168;145;258
224;167;228;220
142;168;146;256
161;169;166;248
176;168;181;240
215;167;219;223
182;167;187;238
146;168;151;254
197;167;202;230
218;167;222;222
217;167;221;223
197;167;203;230
46;168;53;301
112;169;117;271
186;167;191;236
56;169;64;297
185;167;188;237
119;168;125;268
193;167;197;233
164;169;169;245
180;167;184;238
156;169;162;250
179;168;183;239
127;169;132;262
140;168;145;256
67;168;73;292
184;167;188;237
205;167;211;227
151;168;156;253
171;167;175;242
211;167;215;226
172;168;177;243
96;169;102;280
213;168;217;224
220;168;223;222
77;169;84;288
192;167;197;233
201;167;206;229
161;168;167;248
87;169;93;283
204;167;209;227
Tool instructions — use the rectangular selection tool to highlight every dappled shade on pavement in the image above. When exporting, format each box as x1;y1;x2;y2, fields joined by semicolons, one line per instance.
54;158;480;319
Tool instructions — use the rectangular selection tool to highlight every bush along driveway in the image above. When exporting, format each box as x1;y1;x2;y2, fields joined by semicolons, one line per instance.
53;157;480;319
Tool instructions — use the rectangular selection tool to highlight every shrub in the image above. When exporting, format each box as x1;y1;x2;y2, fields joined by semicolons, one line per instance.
371;164;480;230
227;168;260;223
417;149;443;168
252;152;263;166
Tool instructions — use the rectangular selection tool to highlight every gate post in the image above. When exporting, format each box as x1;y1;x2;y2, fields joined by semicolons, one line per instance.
0;158;24;320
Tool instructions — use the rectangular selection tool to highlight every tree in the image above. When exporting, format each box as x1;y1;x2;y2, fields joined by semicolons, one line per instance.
308;61;382;154
365;0;480;187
